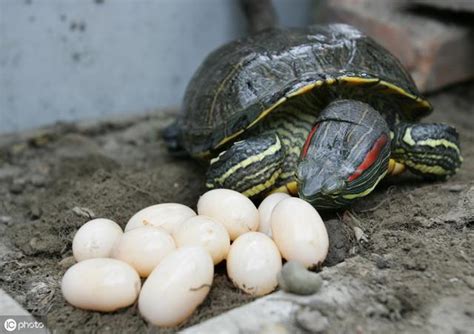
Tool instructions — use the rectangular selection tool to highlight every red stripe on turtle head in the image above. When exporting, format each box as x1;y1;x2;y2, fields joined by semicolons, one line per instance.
301;124;320;159
348;134;388;182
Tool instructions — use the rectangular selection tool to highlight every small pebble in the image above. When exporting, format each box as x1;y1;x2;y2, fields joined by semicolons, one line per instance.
72;206;96;219
353;226;368;243
29;205;42;219
374;254;391;269
58;256;76;269
10;179;26;194
365;303;390;317
277;261;323;295
0;215;12;224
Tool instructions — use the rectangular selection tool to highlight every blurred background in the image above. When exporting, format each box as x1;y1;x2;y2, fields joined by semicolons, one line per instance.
0;0;313;134
1;0;472;134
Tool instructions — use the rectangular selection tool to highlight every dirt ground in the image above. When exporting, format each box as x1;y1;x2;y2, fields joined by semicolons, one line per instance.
0;82;473;333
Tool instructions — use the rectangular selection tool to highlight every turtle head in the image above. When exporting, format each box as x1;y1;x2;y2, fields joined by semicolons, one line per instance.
296;100;391;209
296;146;352;208
297;156;347;197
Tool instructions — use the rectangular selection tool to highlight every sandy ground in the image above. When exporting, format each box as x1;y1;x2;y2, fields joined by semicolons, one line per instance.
0;82;473;333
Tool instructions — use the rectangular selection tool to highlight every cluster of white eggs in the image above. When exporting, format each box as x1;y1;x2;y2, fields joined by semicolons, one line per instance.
61;189;329;327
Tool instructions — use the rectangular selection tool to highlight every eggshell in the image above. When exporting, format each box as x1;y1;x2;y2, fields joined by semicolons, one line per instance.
139;247;214;327
174;216;230;265
125;203;196;235
72;218;123;262
61;258;141;312
227;232;282;296
257;193;291;237
271;197;329;268
112;226;176;277
197;189;259;240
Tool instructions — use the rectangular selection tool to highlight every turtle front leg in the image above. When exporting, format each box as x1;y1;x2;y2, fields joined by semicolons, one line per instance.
206;133;285;197
390;122;462;178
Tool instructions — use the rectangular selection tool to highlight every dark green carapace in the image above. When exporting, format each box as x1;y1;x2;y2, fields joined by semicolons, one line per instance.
166;24;462;209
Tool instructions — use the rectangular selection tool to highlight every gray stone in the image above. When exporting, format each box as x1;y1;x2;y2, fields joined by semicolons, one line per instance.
277;261;323;296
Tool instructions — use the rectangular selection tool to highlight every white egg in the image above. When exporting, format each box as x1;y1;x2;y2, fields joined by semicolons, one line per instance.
72;218;123;262
125;203;196;235
61;258;141;312
257;193;291;237
197;189;259;240
112;226;176;277
139;247;214;327
227;232;282;296
271;197;329;268
174;216;230;265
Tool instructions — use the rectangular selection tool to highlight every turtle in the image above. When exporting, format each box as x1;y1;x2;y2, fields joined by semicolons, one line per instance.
164;24;462;209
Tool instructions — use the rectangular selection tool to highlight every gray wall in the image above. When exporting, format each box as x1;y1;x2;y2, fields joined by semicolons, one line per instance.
0;0;314;134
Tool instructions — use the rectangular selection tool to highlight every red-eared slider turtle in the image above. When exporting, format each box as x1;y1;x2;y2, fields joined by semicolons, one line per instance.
164;24;462;209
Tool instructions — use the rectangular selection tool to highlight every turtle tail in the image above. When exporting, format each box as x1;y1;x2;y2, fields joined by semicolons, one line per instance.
162;122;188;156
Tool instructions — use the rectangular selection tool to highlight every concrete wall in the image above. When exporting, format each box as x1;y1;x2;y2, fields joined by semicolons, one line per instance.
0;0;315;134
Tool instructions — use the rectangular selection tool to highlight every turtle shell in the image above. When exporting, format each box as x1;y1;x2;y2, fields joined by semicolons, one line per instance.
179;23;431;157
